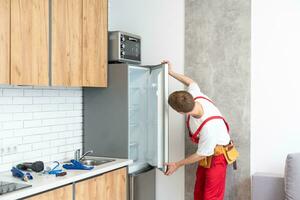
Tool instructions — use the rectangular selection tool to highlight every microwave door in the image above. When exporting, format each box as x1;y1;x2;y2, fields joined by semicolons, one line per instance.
146;64;169;172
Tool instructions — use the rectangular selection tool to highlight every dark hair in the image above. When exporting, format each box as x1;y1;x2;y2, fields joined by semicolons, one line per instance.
168;91;195;113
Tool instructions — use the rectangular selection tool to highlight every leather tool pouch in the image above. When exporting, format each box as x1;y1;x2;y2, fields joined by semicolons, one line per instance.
199;156;212;168
224;141;239;170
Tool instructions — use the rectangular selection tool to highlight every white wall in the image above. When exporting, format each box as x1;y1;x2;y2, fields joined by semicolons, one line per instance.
109;0;185;199
0;86;83;172
251;0;300;175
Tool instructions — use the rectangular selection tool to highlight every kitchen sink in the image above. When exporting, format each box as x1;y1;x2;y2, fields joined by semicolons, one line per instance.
80;158;115;166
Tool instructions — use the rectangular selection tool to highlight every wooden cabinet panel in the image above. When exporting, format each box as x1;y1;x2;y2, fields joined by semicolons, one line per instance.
25;185;72;200
83;0;108;87
52;0;83;87
75;167;127;200
0;0;10;84
11;0;49;86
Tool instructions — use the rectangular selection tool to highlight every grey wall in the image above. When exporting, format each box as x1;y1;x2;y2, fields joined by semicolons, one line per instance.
185;0;251;200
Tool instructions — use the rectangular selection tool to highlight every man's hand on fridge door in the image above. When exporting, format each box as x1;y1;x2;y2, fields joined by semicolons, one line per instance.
164;162;181;176
161;60;174;75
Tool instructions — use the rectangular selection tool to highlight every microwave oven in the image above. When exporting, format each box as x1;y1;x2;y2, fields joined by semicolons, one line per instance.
108;31;141;64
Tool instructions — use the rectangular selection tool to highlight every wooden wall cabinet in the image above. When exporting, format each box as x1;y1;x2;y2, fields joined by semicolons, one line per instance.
75;168;127;200
52;0;107;87
11;0;49;86
25;184;72;200
0;0;10;84
0;0;107;87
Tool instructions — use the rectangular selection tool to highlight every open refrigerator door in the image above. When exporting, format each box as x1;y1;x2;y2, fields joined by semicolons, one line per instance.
146;64;169;172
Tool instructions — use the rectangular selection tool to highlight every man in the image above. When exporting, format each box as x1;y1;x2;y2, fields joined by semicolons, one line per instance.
163;60;231;200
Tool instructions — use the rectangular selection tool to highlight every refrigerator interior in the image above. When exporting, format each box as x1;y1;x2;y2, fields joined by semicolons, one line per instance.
128;65;165;173
128;66;150;173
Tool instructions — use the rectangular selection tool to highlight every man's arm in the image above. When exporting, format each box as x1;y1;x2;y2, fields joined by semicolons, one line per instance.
162;60;195;86
164;153;206;176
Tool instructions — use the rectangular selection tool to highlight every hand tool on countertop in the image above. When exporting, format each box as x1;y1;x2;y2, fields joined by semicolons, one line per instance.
11;167;33;182
16;161;44;173
62;159;94;170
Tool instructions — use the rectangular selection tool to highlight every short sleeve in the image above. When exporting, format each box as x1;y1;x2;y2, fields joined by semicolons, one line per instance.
187;82;202;98
196;126;217;156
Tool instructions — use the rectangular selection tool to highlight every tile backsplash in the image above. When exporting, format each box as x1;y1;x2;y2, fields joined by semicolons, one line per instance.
0;86;83;172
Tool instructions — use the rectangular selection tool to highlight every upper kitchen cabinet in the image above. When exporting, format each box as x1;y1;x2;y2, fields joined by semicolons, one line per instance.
11;0;49;86
52;0;83;87
52;0;107;87
83;0;107;87
0;0;10;84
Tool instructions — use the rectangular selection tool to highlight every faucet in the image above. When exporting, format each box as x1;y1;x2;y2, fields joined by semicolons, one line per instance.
74;149;94;161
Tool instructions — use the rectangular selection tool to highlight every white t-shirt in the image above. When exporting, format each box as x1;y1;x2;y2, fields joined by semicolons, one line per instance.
187;83;230;156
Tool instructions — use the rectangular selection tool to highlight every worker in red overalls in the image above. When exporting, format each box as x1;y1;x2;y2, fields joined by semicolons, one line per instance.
163;60;234;200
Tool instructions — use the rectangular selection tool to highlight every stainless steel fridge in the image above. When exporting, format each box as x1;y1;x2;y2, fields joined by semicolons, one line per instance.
83;63;169;200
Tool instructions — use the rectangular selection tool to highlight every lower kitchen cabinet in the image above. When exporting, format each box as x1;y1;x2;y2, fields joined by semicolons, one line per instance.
25;184;72;200
75;167;127;200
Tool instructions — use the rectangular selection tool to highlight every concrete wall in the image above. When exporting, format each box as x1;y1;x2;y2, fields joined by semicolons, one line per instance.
185;0;251;200
251;0;300;175
109;0;185;199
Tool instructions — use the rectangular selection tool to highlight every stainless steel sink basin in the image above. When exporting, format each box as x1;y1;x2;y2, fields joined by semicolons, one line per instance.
80;158;115;166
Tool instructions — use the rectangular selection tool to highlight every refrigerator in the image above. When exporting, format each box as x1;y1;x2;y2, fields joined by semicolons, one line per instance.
83;63;169;200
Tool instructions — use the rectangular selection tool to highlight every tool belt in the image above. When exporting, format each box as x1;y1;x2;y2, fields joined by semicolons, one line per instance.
199;141;239;169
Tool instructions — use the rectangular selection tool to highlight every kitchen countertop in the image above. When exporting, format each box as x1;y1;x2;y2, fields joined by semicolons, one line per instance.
0;157;132;200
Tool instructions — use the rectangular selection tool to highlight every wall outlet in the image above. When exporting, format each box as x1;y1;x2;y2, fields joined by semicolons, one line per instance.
0;146;18;156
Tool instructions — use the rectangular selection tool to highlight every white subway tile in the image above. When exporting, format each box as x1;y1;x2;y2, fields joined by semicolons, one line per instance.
0;105;23;113
34;111;65;120
42;104;58;111
58;104;73;111
51;125;67;132
33;97;51;104
24;120;42;128
42;133;58;141
23;135;42;144
2;121;23;130
0;113;13;122
50;139;65;147
23;150;42;160
32;141;50;150
50;97;65;104
59;90;74;97
3;137;22;145
66;97;82;103
13;113;33;120
42;148;58;156
18;144;32;152
16;126;52;136
0;87;83;169
58;131;73;139
13;97;32;104
59;145;74;153
43;89;60;97
24;105;42;112
3;89;23;96
0;130;14;139
2;154;23;163
66;136;82;144
24;89;43;96
73;104;82;110
50;153;66;162
0;97;12;104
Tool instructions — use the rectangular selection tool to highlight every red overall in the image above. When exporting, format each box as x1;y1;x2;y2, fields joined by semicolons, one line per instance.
186;96;229;200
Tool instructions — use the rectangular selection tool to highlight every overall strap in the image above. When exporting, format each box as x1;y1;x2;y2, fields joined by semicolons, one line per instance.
187;96;230;144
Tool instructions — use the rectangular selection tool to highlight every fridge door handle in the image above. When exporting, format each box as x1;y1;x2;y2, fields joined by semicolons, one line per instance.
162;64;169;172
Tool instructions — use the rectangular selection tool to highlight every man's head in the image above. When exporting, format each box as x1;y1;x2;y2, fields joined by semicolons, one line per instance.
168;91;195;114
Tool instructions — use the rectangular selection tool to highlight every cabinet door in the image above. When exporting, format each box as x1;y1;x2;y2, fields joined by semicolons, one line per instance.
11;0;49;86
52;0;83;87
0;0;10;84
75;167;127;200
83;0;107;87
25;185;72;200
